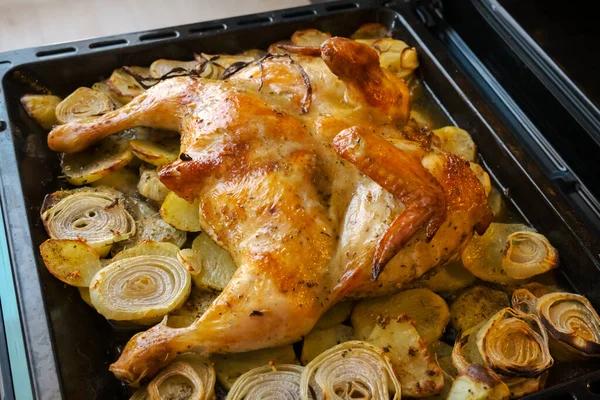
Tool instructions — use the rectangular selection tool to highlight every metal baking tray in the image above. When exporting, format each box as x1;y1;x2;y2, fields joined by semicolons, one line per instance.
1;0;600;398
438;0;600;232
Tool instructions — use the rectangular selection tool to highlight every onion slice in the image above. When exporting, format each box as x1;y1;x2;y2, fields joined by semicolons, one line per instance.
89;255;191;323
476;308;553;378
501;231;558;279
146;356;215;400
55;87;113;124
228;364;310;400
452;309;553;398
300;340;401;400
536;292;600;359
41;187;135;257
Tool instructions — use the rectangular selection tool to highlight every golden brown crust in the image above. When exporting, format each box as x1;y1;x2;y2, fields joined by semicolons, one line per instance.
321;37;411;125
434;153;493;235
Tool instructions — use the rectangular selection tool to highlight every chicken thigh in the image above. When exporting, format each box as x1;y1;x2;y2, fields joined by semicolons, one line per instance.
48;37;492;384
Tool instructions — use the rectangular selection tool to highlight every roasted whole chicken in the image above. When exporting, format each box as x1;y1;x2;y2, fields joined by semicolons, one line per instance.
48;35;492;384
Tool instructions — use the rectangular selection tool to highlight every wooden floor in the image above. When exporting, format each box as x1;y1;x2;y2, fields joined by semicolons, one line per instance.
0;0;309;53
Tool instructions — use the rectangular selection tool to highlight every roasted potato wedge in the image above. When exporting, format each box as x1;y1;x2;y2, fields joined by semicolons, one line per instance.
351;23;391;39
301;324;354;365
160;192;201;232
125;197;158;221
78;287;95;308
62;133;133;186
355;38;417;78
40;239;102;287
130;138;179;167
427;340;457;399
352;288;450;343
367;317;444;397
488;187;506;220
291;29;331;46
20;94;61;130
212;345;299;389
410;109;433;130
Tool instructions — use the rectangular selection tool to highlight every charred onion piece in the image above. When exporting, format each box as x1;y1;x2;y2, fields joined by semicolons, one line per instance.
514;290;600;360
476;308;553;378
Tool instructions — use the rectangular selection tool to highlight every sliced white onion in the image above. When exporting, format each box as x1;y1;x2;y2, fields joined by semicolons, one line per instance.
42;188;135;257
228;364;310;400
89;255;191;323
300;341;401;400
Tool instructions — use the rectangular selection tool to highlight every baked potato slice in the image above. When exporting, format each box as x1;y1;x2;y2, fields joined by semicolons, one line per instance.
433;126;477;162
352;288;450;343
178;233;237;290
130;138;179;167
300;324;354;365
450;285;510;333
314;301;353;329
160;192;201;232
367;317;444;397
40;239;102;287
62;133;133;186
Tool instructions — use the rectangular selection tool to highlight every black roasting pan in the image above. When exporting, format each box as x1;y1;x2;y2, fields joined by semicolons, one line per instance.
1;0;600;398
